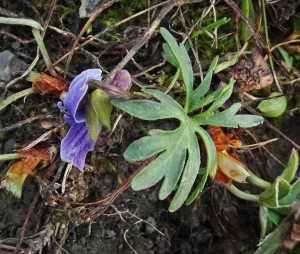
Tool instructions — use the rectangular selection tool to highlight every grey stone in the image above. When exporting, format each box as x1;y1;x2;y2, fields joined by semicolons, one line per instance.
11;41;20;50
79;0;110;18
0;50;28;83
3;138;15;153
146;217;156;234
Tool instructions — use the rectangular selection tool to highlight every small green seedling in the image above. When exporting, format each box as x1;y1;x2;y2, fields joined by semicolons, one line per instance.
112;27;263;212
278;47;293;72
257;92;287;118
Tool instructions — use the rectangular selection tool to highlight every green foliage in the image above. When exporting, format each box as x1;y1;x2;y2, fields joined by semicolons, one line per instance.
86;24;93;35
191;18;231;38
85;95;102;142
258;150;300;240
293;14;300;34
278;47;293;72
257;92;287;118
6;174;27;198
97;156;117;172
240;0;255;42
112;28;263;212
214;42;248;73
55;5;77;22
85;89;113;141
259;177;291;208
280;149;299;183
34;0;51;10
91;89;113;130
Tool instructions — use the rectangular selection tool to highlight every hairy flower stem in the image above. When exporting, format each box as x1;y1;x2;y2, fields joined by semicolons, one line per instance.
0;88;33;111
226;184;260;202
247;170;271;190
0;153;22;161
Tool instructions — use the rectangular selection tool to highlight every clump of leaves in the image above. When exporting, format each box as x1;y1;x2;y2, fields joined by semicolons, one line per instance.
55;5;77;22
258;149;299;240
112;27;263;212
278;47;293;72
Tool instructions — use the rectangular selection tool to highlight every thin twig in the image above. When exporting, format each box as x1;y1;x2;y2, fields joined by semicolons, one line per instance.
104;1;177;83
53;155;158;206
0;114;53;133
0;30;36;44
244;105;300;150
5;0;58;89
18;128;58;151
16;192;40;252
50;0;173;70
65;0;122;73
124;230;138;254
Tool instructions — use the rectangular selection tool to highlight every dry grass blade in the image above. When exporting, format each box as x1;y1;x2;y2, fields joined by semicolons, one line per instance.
244;105;300;150
5;0;58;90
65;0;122;73
104;1;177;83
18;128;58;151
0;114;53;133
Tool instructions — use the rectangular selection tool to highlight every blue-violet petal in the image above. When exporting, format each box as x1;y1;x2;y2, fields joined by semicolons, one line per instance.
64;69;102;123
60;122;97;171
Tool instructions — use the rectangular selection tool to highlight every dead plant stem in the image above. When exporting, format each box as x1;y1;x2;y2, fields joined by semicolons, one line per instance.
65;0;122;73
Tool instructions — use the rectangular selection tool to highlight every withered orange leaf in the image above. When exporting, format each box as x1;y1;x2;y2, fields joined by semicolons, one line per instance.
29;72;67;96
5;148;51;198
206;125;241;152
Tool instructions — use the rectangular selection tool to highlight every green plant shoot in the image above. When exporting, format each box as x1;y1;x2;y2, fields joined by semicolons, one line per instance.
112;27;263;212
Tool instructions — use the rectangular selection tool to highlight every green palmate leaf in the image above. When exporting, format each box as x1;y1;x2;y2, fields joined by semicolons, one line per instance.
112;89;216;212
185;127;216;205
178;43;194;100
85;95;102;142
240;0;255;42
214;42;248;73
112;84;262;211
160;27;193;109
257;92;287;118
189;77;235;113
91;89;113;130
194;103;264;128
259;177;291;208
162;43;179;67
113;30;262;212
188;56;219;112
280;149;299;183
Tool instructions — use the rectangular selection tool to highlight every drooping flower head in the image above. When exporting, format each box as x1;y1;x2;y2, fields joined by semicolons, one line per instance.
58;69;131;171
207;126;250;185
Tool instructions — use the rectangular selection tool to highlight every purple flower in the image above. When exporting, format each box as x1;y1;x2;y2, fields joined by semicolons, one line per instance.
58;69;131;171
